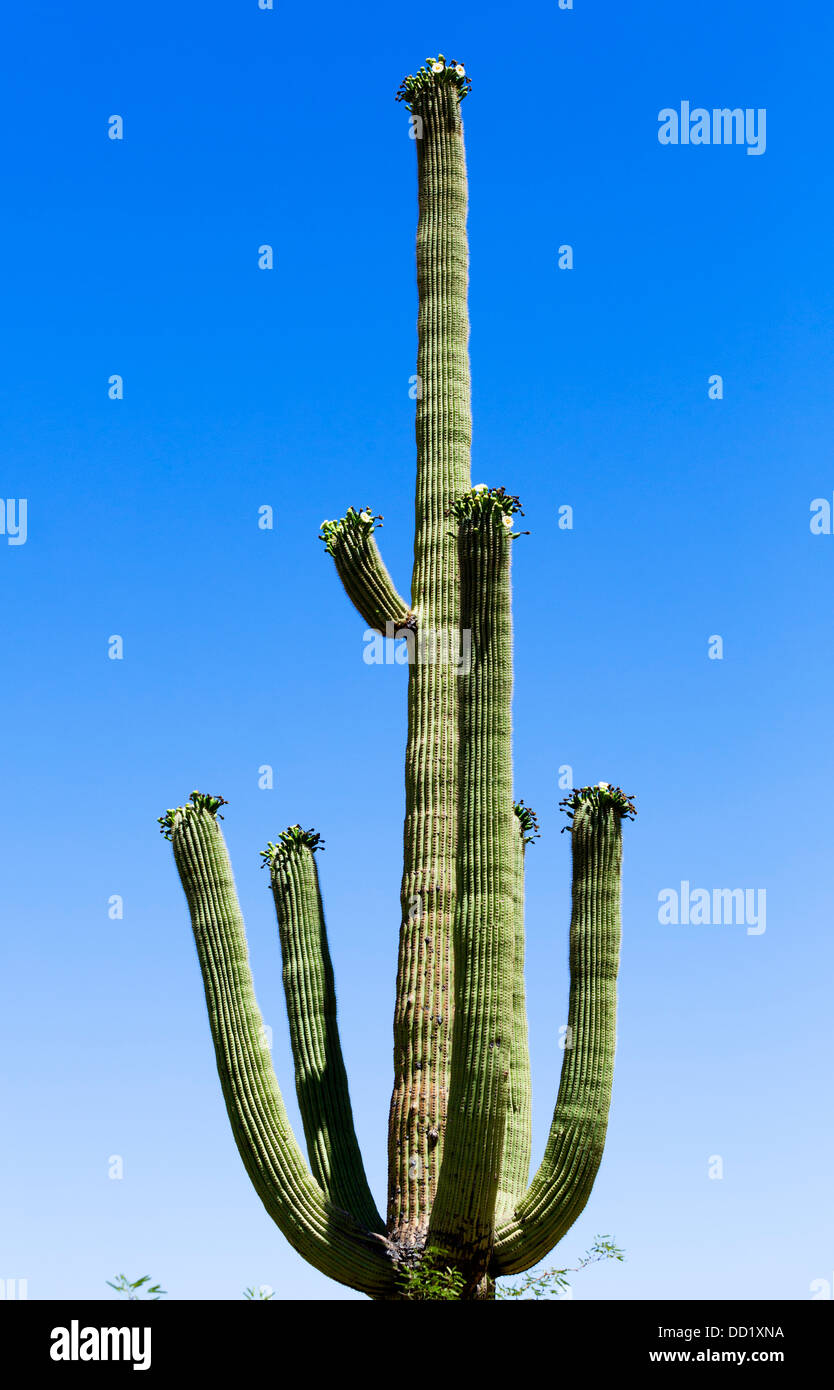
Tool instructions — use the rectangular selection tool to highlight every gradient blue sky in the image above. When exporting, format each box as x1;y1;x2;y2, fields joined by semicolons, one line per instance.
1;0;832;1301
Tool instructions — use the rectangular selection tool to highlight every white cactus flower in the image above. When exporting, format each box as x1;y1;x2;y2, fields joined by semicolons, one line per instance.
501;515;514;529
454;64;465;77
597;782;610;789
359;510;373;523
431;61;445;74
473;482;488;491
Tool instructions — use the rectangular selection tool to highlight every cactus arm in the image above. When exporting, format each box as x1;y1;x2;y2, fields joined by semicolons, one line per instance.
427;490;524;1278
161;795;395;1298
491;787;634;1276
387;58;473;1250
320;508;413;634
263;827;383;1232
495;804;537;1217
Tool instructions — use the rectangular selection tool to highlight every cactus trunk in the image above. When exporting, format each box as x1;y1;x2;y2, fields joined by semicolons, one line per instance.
160;55;635;1300
387;68;472;1250
497;807;535;1218
426;497;516;1286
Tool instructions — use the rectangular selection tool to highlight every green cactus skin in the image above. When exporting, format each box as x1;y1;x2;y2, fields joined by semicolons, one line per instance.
262;829;382;1233
426;490;518;1280
319;509;413;635
162;797;394;1296
386;60;474;1249
161;58;635;1299
493;787;634;1274
496;802;537;1218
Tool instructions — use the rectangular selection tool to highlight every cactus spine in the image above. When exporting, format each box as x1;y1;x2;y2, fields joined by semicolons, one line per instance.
160;58;635;1299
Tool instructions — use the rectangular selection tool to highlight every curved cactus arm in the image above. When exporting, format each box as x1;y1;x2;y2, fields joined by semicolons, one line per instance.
320;508;413;635
159;794;395;1298
428;489;525;1279
495;803;537;1218
262;827;383;1233
491;785;635;1277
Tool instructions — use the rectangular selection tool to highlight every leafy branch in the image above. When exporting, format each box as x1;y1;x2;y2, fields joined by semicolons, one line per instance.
496;1237;625;1300
107;1274;278;1301
106;1274;166;1301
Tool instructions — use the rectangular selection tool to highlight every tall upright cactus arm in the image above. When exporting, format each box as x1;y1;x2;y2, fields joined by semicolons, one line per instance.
427;489;524;1278
320;509;413;634
387;56;473;1249
490;785;636;1277
495;802;538;1218
159;794;395;1298
262;827;383;1233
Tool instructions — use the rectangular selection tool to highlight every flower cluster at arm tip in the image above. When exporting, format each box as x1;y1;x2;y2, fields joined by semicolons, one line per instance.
395;55;471;109
261;825;326;873
318;507;382;557
513;800;540;847
559;784;637;832
157;790;229;840
449;485;529;540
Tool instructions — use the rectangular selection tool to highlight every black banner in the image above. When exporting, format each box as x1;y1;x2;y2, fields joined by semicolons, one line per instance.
0;1299;826;1376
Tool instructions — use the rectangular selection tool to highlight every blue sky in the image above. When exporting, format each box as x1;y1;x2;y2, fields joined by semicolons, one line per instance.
1;0;833;1300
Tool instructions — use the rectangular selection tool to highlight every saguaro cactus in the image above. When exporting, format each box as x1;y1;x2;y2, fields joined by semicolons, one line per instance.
159;56;636;1300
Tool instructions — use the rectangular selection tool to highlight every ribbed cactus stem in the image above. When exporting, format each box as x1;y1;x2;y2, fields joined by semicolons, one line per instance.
492;786;633;1275
264;828;382;1232
496;804;536;1216
428;492;519;1277
163;796;394;1297
320;510;413;634
387;63;472;1245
